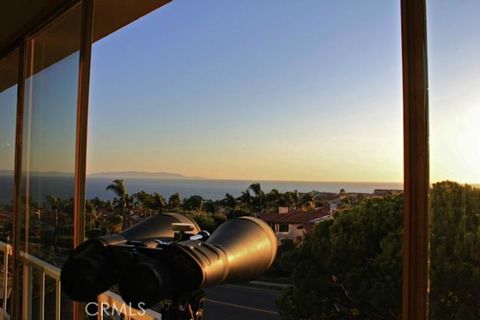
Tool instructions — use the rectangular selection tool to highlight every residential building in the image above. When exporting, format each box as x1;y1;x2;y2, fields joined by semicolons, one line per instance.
260;209;330;245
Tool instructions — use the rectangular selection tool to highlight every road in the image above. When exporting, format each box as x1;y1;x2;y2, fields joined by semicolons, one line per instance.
204;284;282;320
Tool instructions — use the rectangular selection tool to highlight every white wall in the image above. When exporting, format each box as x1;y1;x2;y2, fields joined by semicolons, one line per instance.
275;223;305;244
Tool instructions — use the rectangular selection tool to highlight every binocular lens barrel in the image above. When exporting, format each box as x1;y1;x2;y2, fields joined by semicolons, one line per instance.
61;240;115;301
62;214;278;309
119;217;278;308
61;213;200;301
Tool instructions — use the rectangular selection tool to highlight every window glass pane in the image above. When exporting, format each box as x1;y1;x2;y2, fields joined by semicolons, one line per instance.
427;1;480;319
0;48;19;314
87;1;403;318
22;3;82;319
0;49;18;242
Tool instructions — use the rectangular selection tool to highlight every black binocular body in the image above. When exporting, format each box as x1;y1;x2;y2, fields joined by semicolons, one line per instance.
61;213;278;309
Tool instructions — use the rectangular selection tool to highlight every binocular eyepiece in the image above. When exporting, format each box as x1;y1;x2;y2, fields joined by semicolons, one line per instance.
61;213;277;309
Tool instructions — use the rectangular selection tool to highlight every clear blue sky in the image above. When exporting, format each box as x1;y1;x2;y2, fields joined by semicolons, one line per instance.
87;0;404;182
84;0;478;183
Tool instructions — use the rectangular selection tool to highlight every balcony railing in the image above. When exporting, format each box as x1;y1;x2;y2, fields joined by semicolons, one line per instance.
0;241;162;320
0;241;11;319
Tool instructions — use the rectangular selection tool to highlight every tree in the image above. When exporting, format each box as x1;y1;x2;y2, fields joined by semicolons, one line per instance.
183;195;204;211
248;183;265;214
186;211;216;233
238;190;252;210
429;181;480;319
203;200;217;214
265;189;282;212
278;182;480;320
168;193;182;210
279;190;300;209
278;194;403;319
220;192;237;217
106;179;130;229
134;191;151;209
107;214;123;234
298;192;315;211
222;193;237;211
152;192;167;212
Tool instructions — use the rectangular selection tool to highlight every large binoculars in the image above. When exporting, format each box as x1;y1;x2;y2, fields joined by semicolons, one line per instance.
61;213;277;308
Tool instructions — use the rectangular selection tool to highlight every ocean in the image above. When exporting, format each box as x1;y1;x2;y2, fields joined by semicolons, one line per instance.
0;174;403;203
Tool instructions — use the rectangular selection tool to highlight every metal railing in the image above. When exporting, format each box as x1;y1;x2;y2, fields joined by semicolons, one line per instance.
0;241;162;320
20;250;62;320
0;241;11;320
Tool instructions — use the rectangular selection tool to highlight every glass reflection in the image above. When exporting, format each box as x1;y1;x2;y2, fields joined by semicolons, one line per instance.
22;3;81;265
21;4;82;319
0;48;18;314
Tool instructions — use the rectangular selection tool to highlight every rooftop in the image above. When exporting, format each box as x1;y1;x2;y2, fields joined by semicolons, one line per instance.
260;209;330;225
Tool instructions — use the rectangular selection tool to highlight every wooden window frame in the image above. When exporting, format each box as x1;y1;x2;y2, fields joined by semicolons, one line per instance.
401;0;429;319
7;1;93;319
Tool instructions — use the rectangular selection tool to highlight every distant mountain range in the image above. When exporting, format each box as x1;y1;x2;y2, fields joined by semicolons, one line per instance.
88;171;205;180
0;170;204;180
0;170;73;176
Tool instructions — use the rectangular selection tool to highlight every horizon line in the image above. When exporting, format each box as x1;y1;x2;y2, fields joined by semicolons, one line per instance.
1;169;479;185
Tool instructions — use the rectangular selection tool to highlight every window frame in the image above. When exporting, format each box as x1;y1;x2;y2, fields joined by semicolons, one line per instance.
0;0;431;319
401;1;430;319
278;224;290;233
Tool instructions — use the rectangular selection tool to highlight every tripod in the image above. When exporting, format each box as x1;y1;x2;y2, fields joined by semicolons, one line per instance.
160;290;205;320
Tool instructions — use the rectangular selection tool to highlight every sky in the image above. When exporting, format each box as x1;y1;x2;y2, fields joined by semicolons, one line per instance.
1;0;479;183
87;0;404;182
427;0;480;183
0;85;17;170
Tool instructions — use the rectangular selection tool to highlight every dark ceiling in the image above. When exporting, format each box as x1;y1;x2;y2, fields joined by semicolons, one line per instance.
0;0;172;92
0;0;70;53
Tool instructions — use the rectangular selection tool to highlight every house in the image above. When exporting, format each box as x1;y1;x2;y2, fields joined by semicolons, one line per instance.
260;209;331;245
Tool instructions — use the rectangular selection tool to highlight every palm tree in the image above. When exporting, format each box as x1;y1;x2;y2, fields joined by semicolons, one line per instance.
248;183;264;197
168;193;182;210
238;190;252;211
150;192;167;213
220;193;237;218
250;183;265;214
183;195;204;211
265;189;281;212
106;179;129;229
222;193;237;210
133;191;154;215
298;192;315;211
292;190;300;208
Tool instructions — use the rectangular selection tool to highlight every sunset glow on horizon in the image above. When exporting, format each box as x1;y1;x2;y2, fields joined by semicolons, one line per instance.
2;1;478;185
84;0;480;184
86;0;405;183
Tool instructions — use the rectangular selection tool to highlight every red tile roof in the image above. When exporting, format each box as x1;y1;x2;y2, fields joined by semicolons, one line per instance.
260;210;330;224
